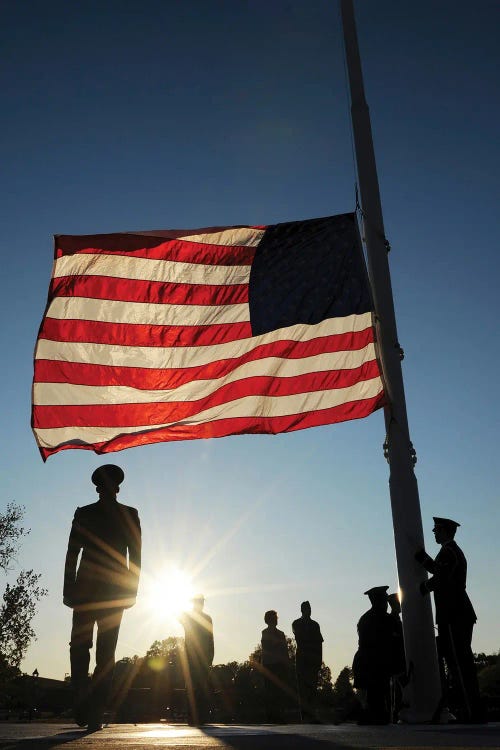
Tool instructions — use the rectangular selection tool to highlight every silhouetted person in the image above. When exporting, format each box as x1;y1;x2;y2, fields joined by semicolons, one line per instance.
180;595;214;725
261;610;289;723
292;601;323;722
387;592;406;721
415;516;484;723
63;465;141;731
352;586;394;724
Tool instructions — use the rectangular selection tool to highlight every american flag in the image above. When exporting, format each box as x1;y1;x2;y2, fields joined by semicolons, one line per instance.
32;213;386;460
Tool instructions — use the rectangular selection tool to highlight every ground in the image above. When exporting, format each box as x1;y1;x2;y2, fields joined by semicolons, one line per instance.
0;722;500;750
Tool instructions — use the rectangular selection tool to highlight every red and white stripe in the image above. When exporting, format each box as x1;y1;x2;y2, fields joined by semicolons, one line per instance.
32;225;385;459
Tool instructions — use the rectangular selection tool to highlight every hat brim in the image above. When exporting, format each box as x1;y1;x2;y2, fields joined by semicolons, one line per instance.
91;464;124;486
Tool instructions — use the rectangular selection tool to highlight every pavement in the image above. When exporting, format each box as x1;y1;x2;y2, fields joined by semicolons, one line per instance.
0;722;499;750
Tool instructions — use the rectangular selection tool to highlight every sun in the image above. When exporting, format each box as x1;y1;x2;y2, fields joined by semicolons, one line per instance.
146;566;195;620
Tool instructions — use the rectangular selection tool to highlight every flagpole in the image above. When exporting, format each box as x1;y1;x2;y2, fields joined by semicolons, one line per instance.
340;0;442;721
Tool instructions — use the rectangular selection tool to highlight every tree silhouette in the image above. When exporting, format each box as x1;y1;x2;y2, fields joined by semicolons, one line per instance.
331;666;360;721
317;662;334;703
0;504;47;689
477;651;500;719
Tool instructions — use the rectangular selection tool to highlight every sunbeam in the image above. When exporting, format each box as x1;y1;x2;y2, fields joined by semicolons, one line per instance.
145;565;195;621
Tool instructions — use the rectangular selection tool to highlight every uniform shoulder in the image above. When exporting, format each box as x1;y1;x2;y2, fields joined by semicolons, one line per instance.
118;503;140;515
358;609;371;623
74;502;99;516
116;502;140;521
439;542;459;560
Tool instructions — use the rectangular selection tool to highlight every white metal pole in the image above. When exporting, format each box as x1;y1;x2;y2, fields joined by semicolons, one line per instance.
340;0;442;721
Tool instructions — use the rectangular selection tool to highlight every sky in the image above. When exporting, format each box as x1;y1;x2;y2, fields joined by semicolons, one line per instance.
1;0;499;683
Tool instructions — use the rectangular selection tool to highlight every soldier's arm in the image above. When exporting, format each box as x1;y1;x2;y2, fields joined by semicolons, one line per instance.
63;509;83;606
127;508;142;594
415;548;435;572
420;546;457;594
207;616;215;665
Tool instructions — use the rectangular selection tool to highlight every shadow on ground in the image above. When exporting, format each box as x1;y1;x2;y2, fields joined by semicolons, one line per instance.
0;726;359;750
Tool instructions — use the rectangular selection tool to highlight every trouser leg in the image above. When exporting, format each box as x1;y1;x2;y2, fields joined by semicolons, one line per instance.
296;667;318;721
439;623;476;720
193;667;210;724
390;675;404;722
70;610;94;684
448;622;483;721
264;675;281;722
436;634;451;712
183;657;196;725
296;671;306;720
186;661;212;725
90;608;123;724
70;609;95;724
266;664;289;723
365;677;390;723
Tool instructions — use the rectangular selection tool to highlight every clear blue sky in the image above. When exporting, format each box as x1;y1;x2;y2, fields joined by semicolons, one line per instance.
1;0;498;681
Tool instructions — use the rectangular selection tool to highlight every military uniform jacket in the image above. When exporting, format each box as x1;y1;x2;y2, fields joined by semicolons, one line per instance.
181;611;214;667
292;617;323;669
63;500;141;609
261;627;289;668
420;540;476;625
352;609;395;687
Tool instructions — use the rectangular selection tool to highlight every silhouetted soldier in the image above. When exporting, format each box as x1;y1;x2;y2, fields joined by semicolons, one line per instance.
292;601;323;722
352;586;394;724
387;592;406;721
261;610;289;723
415;516;484;723
180;595;214;725
63;465;141;731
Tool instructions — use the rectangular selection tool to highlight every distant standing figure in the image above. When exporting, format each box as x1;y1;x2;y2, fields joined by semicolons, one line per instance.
292;601;323;722
180;595;214;725
387;593;406;677
63;465;141;731
415;516;484;723
352;586;394;725
387;592;406;721
261;610;290;723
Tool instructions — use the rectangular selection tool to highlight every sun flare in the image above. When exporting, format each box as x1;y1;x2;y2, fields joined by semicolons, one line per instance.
146;566;195;620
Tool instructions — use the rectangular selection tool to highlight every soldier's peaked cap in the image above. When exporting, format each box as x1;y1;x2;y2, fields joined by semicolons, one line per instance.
91;464;125;486
364;586;389;597
433;516;460;531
